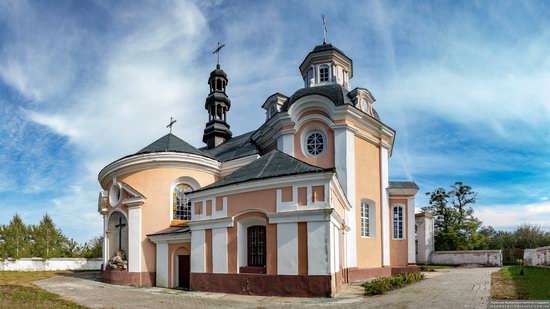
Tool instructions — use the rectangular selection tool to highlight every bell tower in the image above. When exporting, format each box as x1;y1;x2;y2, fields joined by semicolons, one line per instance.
202;64;232;149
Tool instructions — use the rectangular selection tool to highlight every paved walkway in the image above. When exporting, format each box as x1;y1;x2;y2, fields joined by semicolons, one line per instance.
34;267;499;309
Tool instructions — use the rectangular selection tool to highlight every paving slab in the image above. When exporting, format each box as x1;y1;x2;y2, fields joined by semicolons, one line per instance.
34;267;499;308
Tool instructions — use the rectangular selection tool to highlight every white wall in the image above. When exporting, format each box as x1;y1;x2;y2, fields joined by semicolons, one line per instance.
155;243;169;287
277;222;298;275
430;250;502;266
0;258;102;271
524;246;550;267
415;214;434;264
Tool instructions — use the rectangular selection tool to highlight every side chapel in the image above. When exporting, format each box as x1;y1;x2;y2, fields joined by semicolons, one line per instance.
97;38;419;297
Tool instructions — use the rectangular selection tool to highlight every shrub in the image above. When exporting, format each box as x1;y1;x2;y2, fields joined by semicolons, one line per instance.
362;272;425;295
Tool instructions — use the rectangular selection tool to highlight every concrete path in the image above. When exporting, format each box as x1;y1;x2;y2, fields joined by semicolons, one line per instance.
34;267;499;309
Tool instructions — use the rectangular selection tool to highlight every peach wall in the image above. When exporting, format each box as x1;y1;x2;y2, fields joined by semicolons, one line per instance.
168;243;190;287
267;224;278;275
215;197;223;211
354;136;383;268
281;186;292;202
298;110;330;121
330;188;346;220
298;187;307;206
206;200;212;216
227;226;237;273
389;198;409;267
312;185;325;202
194;202;203;215
115;167;216;273
226;189;276;216
293;120;335;169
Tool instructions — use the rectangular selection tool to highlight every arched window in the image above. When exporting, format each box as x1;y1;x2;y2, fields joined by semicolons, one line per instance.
247;225;266;267
361;200;375;237
307;68;314;86
392;205;404;239
360;98;368;113
173;184;192;220
319;65;329;82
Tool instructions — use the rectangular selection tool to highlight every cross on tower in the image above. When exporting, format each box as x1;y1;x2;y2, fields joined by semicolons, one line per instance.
322;14;328;44
166;117;177;133
115;217;126;251
212;42;226;66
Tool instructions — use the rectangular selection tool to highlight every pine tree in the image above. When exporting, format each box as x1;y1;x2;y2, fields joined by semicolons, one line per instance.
31;214;69;258
2;214;31;258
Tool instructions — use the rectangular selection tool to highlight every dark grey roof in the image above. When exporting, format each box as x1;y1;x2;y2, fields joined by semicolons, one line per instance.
300;43;353;72
200;131;260;162
135;133;205;156
389;181;419;190
195;150;333;192
282;84;353;111
146;226;190;237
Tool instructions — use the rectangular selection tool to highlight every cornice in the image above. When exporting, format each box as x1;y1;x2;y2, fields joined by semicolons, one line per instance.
98;152;220;188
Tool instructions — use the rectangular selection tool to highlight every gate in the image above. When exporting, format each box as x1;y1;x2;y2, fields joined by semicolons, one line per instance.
502;248;524;265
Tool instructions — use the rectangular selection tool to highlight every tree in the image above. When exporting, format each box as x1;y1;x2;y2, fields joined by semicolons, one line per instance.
422;182;483;250
80;236;103;258
31;214;70;258
2;214;32;258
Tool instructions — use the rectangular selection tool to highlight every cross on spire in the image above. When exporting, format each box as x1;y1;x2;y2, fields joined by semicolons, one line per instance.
166;117;177;133
322;14;328;44
212;42;225;67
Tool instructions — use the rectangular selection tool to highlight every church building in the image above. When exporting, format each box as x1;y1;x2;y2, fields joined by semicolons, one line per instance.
97;40;419;297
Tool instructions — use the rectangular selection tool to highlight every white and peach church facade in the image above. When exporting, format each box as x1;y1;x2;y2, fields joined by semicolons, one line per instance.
97;42;419;297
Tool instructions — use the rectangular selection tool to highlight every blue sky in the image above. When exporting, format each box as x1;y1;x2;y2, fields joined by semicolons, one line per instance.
0;0;548;243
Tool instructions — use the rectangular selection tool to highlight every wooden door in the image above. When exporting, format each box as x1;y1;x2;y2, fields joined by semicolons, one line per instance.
178;255;190;289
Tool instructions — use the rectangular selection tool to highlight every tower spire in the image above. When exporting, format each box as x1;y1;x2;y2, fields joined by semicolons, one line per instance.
203;45;232;149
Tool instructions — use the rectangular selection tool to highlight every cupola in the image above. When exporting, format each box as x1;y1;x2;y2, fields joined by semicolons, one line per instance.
299;43;353;90
203;64;232;149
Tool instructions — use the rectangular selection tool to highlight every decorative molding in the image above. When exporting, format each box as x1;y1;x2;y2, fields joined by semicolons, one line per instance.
148;232;191;244
187;172;334;201
99;152;220;188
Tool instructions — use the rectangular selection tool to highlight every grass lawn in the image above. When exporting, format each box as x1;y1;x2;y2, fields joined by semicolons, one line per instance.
0;271;88;309
491;266;550;300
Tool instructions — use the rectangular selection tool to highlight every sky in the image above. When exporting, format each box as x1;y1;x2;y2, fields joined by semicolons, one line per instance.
0;0;549;243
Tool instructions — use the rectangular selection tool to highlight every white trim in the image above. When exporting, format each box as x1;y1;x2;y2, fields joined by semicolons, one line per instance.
188;216;233;230
187;172;333;201
127;206;141;272
276;133;294;157
99;152;220;188
381;147;391;266
307;221;330;275
191;229;205;272
268;208;335;224
212;228;228;273
277;222;298;275
156;243;169;287
237;217;267;270
109;182;122;207
301;129;327;158
169;177;199;222
148;232;191;244
407;197;416;264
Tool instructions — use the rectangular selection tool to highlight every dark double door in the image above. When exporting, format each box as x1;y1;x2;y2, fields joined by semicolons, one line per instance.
178;255;190;289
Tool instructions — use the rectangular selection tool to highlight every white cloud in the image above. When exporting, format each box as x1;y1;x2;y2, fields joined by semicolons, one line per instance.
476;201;550;231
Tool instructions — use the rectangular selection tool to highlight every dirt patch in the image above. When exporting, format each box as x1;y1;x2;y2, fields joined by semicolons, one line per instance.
491;270;518;300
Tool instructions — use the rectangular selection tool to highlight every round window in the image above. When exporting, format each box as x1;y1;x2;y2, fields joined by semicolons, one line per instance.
109;183;122;207
305;131;325;156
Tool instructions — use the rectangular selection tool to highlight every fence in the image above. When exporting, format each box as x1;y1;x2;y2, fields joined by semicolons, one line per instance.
430;250;503;266
524;246;550;267
0;258;102;271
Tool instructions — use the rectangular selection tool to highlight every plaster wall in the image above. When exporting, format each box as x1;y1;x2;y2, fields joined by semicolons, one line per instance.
0;258;102;271
431;250;503;266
